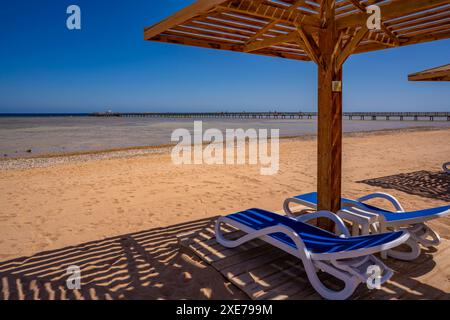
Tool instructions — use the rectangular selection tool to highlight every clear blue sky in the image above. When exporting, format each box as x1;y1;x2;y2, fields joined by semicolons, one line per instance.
0;0;449;113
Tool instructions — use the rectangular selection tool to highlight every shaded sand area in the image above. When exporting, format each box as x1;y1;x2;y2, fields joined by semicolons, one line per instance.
0;128;449;299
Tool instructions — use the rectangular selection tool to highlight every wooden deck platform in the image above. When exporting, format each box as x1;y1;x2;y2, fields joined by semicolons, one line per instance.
180;219;450;300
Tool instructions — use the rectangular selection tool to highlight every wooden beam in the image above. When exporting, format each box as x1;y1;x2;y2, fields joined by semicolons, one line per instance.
336;0;450;30
335;26;368;71
244;20;280;46
244;31;299;52
244;0;309;47
409;72;450;81
380;24;401;46
366;31;397;47
331;29;346;62
144;0;229;40
151;34;310;61
354;29;450;54
317;0;342;229
408;64;450;81
290;0;308;8
347;0;365;11
219;0;321;28
296;27;321;65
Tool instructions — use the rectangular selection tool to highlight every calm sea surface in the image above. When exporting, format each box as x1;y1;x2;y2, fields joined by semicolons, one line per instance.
1;116;449;158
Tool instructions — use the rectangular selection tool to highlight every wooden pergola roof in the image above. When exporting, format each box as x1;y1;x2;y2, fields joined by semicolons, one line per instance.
409;63;450;81
145;0;450;62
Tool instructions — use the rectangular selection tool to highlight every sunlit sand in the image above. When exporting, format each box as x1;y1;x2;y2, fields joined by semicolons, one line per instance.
1;128;449;299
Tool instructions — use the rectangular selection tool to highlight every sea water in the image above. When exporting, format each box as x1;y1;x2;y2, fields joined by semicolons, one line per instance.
1;116;449;158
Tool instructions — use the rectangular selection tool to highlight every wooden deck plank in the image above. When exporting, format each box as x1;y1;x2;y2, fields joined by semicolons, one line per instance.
188;240;262;264
227;257;297;292
222;249;287;279
211;244;275;270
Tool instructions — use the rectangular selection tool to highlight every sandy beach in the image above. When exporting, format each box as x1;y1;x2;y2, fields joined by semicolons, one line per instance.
0;128;449;299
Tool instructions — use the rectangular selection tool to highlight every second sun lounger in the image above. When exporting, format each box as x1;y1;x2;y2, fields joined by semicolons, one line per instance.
284;192;450;260
216;208;409;300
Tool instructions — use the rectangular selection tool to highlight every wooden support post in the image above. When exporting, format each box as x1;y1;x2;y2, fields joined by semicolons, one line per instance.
317;0;342;230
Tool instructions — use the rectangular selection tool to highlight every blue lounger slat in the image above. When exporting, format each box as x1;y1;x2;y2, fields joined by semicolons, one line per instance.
228;208;404;254
291;192;450;223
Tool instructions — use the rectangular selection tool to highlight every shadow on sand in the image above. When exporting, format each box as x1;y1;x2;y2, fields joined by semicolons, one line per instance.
0;217;245;300
358;170;450;202
0;216;449;300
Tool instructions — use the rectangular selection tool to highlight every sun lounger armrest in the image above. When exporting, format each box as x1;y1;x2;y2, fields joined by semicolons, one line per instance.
357;192;405;212
296;211;351;238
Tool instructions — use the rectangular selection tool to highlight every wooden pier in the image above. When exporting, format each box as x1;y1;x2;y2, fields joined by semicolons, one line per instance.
91;112;450;121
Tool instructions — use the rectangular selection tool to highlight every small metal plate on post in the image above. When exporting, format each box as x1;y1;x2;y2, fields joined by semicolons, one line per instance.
332;81;342;92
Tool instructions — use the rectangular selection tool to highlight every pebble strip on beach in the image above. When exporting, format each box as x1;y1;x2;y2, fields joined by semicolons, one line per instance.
1;127;447;171
0;147;172;170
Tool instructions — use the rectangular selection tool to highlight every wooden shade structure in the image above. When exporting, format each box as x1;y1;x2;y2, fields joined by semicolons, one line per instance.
409;64;450;81
144;0;450;229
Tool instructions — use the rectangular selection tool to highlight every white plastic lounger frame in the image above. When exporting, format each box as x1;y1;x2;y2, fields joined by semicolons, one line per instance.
354;193;441;260
356;192;443;249
283;192;444;261
216;211;408;300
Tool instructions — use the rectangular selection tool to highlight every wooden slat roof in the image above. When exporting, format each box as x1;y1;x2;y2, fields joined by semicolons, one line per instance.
144;0;450;61
408;63;450;81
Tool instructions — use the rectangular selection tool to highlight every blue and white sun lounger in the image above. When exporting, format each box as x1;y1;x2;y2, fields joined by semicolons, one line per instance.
284;192;450;260
216;208;409;300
